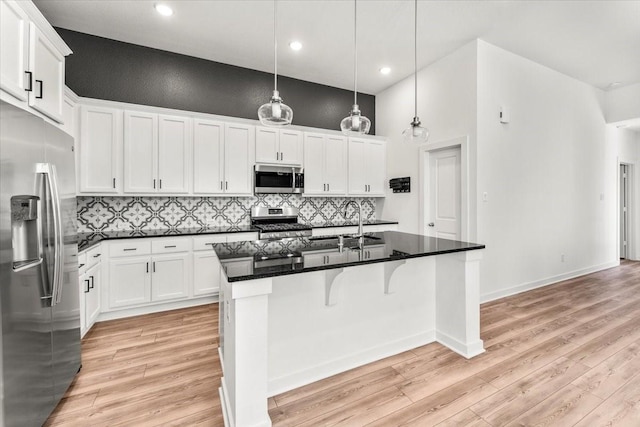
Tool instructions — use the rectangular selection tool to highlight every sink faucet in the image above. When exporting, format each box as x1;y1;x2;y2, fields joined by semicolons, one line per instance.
343;200;364;247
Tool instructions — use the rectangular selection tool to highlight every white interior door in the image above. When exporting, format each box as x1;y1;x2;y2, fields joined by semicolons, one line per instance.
428;147;461;240
620;164;629;259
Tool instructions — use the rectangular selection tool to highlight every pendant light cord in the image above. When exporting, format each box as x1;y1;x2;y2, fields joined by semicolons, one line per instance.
274;0;278;92
414;0;417;118
353;0;358;106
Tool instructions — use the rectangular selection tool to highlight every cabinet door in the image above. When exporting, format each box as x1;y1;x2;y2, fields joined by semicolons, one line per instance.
28;23;64;123
224;123;254;195
85;263;101;328
0;0;29;101
79;272;88;335
303;133;326;194
124;111;157;193
109;256;151;308
366;141;386;196
279;129;303;165
325;135;348;195
193;119;224;194
80;106;122;193
255;126;279;164
193;251;221;296
303;252;329;268
151;253;189;302
158;115;190;193
348;138;367;196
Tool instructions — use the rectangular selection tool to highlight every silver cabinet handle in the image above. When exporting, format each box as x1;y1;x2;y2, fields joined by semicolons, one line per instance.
153;179;156;189
123;248;137;252
164;245;176;248
225;181;228;190
159;179;162;189
280;152;283;161
221;181;223;190
327;183;330;192
113;178;116;188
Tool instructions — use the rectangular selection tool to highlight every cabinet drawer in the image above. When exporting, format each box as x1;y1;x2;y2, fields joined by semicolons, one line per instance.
109;240;151;257
78;252;87;274
226;232;259;243
152;238;191;254
193;235;226;251
86;245;103;268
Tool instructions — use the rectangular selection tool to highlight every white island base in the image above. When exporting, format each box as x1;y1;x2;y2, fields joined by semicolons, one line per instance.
218;250;483;427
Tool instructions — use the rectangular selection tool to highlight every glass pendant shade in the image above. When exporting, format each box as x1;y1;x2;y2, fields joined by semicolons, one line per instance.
341;104;371;135
402;117;429;142
257;0;293;127
403;0;428;143
258;90;293;126
341;0;370;136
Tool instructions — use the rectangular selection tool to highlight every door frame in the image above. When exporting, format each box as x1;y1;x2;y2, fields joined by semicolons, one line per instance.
419;135;469;241
617;157;636;261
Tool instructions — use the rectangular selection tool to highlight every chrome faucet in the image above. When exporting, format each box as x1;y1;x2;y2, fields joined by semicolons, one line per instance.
343;200;364;247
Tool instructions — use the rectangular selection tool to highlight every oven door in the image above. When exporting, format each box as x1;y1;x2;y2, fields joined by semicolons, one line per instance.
254;165;303;194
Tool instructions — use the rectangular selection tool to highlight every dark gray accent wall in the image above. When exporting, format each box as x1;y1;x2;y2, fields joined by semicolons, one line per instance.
56;28;375;134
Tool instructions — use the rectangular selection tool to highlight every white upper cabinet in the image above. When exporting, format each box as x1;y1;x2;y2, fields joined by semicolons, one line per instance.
123;111;191;194
28;23;64;123
303;132;347;196
255;127;302;166
0;0;29;101
224;123;255;195
193;119;224;194
0;0;71;123
79;105;123;193
348;138;386;197
124;111;157;193
158;115;190;193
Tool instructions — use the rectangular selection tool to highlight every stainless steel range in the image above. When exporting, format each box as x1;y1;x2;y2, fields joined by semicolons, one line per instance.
251;207;312;240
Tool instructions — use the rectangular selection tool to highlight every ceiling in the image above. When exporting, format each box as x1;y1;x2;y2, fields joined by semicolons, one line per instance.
34;0;640;95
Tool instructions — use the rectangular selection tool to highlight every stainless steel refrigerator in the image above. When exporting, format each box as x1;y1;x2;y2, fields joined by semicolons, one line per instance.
0;100;81;426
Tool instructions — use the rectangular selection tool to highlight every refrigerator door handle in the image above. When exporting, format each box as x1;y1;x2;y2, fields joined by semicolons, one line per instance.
37;163;64;305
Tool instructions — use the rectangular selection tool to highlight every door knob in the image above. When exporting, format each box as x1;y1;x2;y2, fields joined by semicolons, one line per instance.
428;222;435;227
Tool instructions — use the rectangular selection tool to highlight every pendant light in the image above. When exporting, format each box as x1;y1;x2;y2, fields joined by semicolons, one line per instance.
402;0;428;142
258;0;293;126
340;0;371;135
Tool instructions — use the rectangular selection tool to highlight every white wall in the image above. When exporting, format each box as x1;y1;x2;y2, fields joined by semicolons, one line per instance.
376;39;623;302
376;40;478;238
476;41;617;301
605;83;640;123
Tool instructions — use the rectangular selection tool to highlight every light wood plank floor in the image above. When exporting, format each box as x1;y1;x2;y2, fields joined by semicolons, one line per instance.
47;260;640;426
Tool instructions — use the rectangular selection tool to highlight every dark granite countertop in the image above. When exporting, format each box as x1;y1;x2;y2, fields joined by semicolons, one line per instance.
77;225;259;252
213;231;485;282
302;219;398;228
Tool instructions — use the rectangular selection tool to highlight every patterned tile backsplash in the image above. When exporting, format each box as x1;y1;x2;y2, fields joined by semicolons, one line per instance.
77;195;377;233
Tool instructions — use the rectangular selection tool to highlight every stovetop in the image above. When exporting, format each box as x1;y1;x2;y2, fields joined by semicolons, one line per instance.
251;206;313;239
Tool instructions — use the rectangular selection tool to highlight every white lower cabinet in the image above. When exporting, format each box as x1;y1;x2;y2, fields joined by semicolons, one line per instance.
78;245;102;337
109;256;152;308
92;232;258;321
84;263;102;327
151;253;189;302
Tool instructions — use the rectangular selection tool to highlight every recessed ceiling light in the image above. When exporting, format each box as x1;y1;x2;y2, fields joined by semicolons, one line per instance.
379;67;391;75
155;3;173;16
289;41;302;51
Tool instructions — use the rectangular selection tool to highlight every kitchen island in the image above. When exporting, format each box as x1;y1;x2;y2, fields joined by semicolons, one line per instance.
212;231;485;427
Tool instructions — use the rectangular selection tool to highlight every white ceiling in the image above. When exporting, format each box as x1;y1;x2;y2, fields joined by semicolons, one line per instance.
34;0;640;95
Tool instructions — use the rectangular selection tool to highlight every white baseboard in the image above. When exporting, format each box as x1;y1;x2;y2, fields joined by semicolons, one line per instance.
96;296;217;322
436;330;485;359
267;330;436;397
480;260;620;303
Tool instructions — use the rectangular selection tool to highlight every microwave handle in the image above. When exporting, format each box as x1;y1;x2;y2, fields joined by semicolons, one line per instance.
292;167;296;192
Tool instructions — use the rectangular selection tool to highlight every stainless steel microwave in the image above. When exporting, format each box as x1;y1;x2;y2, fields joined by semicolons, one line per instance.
254;165;304;194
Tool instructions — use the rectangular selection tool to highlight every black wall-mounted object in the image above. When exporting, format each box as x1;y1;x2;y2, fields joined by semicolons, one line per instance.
56;28;376;134
389;177;410;193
